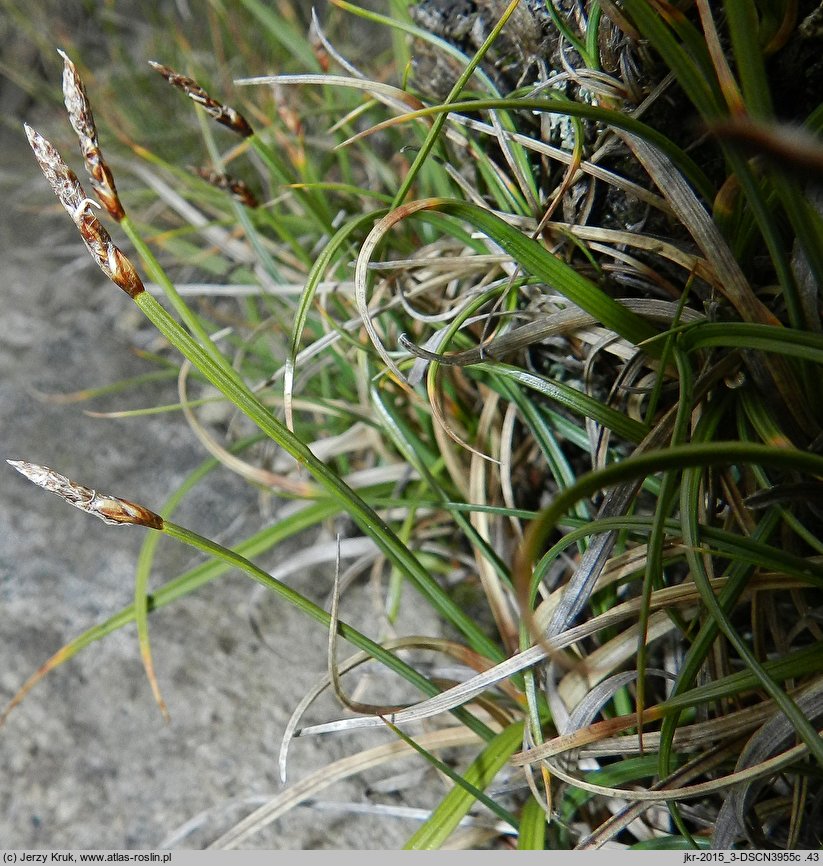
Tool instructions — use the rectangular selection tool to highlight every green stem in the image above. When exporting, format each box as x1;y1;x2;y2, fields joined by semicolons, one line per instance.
131;287;503;662
391;0;525;207
161;519;494;741
120;215;236;378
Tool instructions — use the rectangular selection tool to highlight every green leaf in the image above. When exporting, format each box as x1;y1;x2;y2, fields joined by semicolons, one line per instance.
517;796;547;850
403;198;662;352
405;722;524;849
483;363;649;443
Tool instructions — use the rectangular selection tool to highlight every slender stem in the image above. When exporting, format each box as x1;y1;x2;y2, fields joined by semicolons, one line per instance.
161;519;495;741
391;0;524;207
120;215;236;378
131;287;504;662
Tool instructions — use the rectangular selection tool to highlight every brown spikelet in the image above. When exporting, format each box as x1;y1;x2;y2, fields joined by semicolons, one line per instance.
59;49;125;221
24;124;144;299
191;166;260;208
149;61;254;138
7;460;164;529
24;122;86;215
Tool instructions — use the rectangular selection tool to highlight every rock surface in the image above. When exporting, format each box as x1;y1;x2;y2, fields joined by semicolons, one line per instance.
0;124;442;850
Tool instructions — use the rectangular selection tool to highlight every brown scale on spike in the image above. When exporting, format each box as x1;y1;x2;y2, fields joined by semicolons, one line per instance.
7;461;164;530
191;166;260;208
24;125;145;299
59;50;125;221
149;61;254;138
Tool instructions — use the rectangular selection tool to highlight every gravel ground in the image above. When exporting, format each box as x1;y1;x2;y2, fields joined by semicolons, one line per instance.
0;112;444;850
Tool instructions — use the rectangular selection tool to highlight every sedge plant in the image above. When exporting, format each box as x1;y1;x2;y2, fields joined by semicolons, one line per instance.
5;0;823;850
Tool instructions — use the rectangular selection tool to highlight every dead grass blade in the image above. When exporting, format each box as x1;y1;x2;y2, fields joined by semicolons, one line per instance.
208;726;484;849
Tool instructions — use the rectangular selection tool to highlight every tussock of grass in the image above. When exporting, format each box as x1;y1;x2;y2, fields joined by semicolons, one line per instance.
4;0;823;851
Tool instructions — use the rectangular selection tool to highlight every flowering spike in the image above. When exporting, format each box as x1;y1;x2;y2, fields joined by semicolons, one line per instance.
149;61;254;138
58;49;125;221
24;124;144;298
24;122;86;216
191;166;259;208
7;460;164;529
